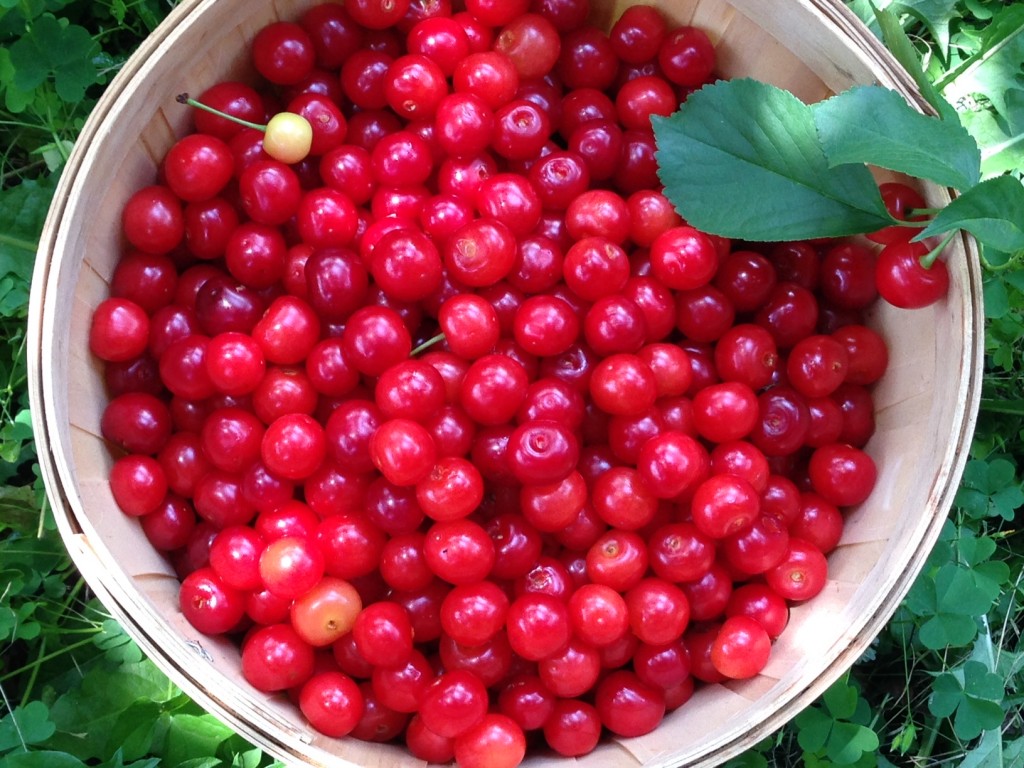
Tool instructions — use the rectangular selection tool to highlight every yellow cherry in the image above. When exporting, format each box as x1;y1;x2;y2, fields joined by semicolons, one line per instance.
263;112;314;164
177;94;312;164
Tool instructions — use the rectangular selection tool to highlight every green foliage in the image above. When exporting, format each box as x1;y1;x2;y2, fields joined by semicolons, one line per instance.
872;3;961;121
0;0;167;185
939;3;1024;180
928;661;1005;740
940;4;1024;117
955;457;1024;520
794;675;881;766
0;178;54;308
894;0;960;55
8;14;103;104
813;84;980;189
902;556;1007;650
917;174;1024;252
652;79;893;241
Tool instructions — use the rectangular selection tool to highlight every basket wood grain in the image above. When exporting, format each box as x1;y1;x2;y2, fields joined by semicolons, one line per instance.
28;0;983;766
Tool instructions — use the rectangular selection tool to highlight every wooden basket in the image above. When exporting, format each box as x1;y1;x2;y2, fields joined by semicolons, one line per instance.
28;0;983;766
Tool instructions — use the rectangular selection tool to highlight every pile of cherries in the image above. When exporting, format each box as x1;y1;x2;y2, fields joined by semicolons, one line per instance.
88;0;940;765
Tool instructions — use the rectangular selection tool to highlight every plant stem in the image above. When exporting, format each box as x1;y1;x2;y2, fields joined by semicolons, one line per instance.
176;94;266;132
0;636;100;682
979;398;1024;416
0;232;40;253
917;718;941;759
36;496;49;540
18;635;46;709
920;231;956;269
410;332;445;357
50;129;70;164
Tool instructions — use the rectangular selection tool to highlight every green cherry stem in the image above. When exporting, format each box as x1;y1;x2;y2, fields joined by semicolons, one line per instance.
920;230;956;269
410;333;446;357
176;93;267;132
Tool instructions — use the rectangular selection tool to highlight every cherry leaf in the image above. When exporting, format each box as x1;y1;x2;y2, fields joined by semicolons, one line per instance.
653;79;892;241
813;85;981;189
915;175;1024;253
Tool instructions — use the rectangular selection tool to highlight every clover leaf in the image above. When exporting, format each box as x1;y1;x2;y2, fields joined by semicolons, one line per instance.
929;661;1005;741
8;14;102;103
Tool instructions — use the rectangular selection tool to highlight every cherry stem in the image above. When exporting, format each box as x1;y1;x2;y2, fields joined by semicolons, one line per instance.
410;332;445;357
920;230;956;269
176;93;267;133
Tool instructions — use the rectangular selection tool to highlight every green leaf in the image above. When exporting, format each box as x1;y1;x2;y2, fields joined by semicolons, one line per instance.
904;562;996;649
846;0;888;36
934;562;997;615
960;89;1024;177
231;749;270;768
0;485;42;535
0;701;57;751
874;4;960;121
893;0;960;56
93;619;144;665
954;529;997;566
1;752;88;768
0;600;42;641
916;175;1024;252
973;560;1011;597
0;178;57;306
958;728;1003;768
1005;737;1024;766
0;47;36;113
0;411;34;464
955;457;1024;520
929;669;967;718
929;662;1006;741
47;660;177;761
8;14;101;103
97;749;161;768
7;13;101;102
164;714;235;767
825;721;880;765
919;612;979;649
813;85;980;189
653;79;892;241
940;4;1024;117
982;275;1009;319
796;679;880;766
822;676;859;720
102;702;164;763
795;706;833;753
110;0;127;24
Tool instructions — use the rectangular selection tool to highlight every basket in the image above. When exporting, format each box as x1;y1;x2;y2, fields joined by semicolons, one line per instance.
28;0;983;766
